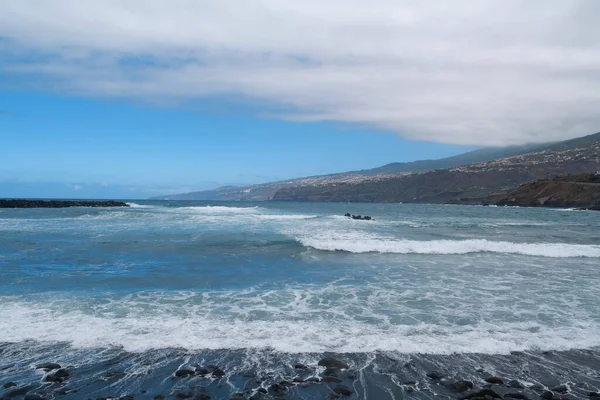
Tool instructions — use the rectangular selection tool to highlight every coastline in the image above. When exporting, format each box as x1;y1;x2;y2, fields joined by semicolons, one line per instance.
1;345;599;399
0;199;129;208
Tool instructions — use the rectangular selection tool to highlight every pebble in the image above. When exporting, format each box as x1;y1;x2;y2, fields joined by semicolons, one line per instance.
35;363;61;370
450;380;474;392
485;376;504;385
426;371;445;380
551;384;569;393
333;385;353;396
3;382;17;389
318;358;349;370
507;380;525;389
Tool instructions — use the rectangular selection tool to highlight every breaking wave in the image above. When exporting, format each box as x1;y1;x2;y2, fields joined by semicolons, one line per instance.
298;236;600;258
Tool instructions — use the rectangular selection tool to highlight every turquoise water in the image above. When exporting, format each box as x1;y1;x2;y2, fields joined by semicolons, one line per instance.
1;201;599;355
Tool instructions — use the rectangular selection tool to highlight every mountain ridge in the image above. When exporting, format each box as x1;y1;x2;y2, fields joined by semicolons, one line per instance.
152;134;600;201
272;132;600;203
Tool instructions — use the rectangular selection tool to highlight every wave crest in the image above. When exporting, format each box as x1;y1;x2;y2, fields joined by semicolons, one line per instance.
298;236;600;258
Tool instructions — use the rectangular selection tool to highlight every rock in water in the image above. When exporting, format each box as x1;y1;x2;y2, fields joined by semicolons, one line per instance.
450;380;474;392
318;358;349;370
461;388;502;399
551;384;569;393
3;382;17;389
507;380;525;389
174;365;196;377
426;371;445;380
485;376;504;385
505;393;530;400
333;385;353;396
36;363;61;370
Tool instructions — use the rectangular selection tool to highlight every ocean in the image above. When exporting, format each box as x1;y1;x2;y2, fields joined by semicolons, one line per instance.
1;202;599;399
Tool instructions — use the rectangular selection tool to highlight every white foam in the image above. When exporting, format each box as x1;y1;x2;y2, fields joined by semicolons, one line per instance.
180;206;260;213
298;234;600;258
0;299;599;354
126;202;152;208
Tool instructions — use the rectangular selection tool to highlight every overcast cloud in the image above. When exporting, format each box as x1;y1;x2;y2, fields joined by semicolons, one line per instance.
1;0;599;146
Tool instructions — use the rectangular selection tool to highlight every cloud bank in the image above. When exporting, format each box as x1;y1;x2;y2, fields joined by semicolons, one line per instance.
1;0;599;146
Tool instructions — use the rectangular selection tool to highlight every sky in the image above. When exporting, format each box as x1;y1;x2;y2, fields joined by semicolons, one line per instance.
1;0;599;198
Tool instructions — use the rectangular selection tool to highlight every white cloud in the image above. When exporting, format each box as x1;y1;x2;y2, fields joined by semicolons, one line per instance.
1;0;599;145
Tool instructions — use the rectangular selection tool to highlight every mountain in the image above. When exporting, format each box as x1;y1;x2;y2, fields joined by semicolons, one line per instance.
153;137;583;201
272;132;600;203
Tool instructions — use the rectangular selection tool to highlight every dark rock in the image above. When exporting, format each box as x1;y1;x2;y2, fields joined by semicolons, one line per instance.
551;385;569;394
119;396;134;400
485;376;504;385
258;388;267;394
175;366;196;377
3;382;17;389
195;367;209;375
588;393;600;398
3;385;33;398
403;381;417;385
540;391;555;399
231;393;244;400
344;213;351;217
269;383;287;394
507;380;525;389
211;368;226;378
461;388;502;399
292;377;304;383
294;363;309;370
175;393;192;399
54;368;69;378
44;374;64;383
505;393;530;399
426;371;445;380
249;393;262;400
318;357;349;370
323;368;339;376
24;395;47;400
322;376;343;383
306;377;321;383
36;363;61;370
333;385;353;397
529;384;545;392
450;380;474;392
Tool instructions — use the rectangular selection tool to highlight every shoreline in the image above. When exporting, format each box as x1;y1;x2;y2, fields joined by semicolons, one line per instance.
0;199;129;208
1;344;599;399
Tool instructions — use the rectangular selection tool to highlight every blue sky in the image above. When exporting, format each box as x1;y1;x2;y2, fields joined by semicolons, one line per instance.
1;91;472;198
1;1;598;199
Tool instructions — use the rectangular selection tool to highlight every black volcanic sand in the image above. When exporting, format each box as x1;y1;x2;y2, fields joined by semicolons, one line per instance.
0;200;129;208
1;343;600;399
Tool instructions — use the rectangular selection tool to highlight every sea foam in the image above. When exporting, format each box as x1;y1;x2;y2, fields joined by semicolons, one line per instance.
298;236;600;257
1;299;599;354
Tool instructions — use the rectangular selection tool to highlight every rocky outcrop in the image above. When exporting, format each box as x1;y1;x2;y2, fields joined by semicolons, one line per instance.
494;174;600;208
0;200;129;208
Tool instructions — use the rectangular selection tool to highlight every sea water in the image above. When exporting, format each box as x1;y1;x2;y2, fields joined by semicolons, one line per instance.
1;202;599;398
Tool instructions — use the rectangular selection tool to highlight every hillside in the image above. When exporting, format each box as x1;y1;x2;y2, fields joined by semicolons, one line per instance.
492;174;600;209
272;132;600;203
153;137;581;201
